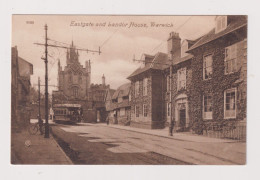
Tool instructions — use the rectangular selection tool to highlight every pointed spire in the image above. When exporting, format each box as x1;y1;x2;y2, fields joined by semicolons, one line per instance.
102;74;105;86
72;40;74;47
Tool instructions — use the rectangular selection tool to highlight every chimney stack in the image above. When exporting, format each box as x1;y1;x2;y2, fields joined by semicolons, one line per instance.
167;32;181;61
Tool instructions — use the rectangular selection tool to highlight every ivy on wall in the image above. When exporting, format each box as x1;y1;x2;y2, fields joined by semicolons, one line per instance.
189;35;247;133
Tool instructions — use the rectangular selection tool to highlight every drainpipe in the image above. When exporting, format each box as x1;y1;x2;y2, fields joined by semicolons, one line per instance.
169;58;174;136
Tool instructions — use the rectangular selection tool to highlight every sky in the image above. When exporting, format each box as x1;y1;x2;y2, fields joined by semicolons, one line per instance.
12;15;216;92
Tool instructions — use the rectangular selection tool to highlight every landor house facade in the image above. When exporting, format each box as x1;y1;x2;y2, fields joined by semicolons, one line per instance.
163;33;200;132
187;15;247;135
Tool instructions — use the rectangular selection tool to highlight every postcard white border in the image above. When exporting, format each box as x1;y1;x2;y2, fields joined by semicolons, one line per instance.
1;0;260;180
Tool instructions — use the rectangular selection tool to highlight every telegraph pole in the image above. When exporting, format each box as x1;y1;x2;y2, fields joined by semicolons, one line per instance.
44;24;49;138
38;77;41;121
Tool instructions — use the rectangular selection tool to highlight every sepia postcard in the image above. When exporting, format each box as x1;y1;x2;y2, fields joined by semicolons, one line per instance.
11;15;247;165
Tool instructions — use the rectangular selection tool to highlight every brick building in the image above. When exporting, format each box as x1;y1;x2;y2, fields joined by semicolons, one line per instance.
11;46;33;132
127;53;170;129
186;15;247;136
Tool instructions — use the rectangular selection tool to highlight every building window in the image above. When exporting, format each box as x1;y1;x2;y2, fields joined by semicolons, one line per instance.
203;54;213;80
135;81;139;97
120;108;125;116
224;88;236;119
177;68;186;90
166;75;170;92
203;94;213;120
135;106;140;117
143;78;148;96
225;44;237;74
167;103;171;117
215;16;227;33
72;87;79;97
143;104;148;117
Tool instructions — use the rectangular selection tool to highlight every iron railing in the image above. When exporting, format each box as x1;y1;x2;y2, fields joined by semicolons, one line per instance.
202;122;246;141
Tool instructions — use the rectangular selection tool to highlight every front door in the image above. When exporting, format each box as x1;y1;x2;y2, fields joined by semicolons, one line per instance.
179;109;186;128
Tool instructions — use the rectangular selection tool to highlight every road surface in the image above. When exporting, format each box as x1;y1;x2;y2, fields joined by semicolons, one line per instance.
51;123;246;165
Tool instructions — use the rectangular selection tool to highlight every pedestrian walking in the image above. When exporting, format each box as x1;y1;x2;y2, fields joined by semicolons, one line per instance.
38;114;44;135
169;120;175;136
106;116;109;125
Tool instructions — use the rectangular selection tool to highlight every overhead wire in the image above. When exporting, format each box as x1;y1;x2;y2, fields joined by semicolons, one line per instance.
150;16;193;54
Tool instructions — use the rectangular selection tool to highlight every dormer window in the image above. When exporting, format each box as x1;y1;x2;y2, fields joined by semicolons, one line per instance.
215;16;227;33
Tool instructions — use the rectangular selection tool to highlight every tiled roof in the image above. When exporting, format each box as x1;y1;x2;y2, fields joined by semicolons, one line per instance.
112;83;131;100
104;89;116;101
127;52;170;79
187;16;247;52
116;100;130;108
173;54;193;66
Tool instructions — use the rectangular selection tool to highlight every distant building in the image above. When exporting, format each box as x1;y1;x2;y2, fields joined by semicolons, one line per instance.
52;41;91;120
108;83;131;125
88;75;110;122
11;46;33;132
56;41;91;100
104;88;116;120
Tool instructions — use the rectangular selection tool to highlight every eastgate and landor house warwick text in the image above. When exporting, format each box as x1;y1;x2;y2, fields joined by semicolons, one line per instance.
70;21;174;28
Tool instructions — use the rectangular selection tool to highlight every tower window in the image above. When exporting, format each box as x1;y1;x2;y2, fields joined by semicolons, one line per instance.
72;87;79;98
78;74;82;84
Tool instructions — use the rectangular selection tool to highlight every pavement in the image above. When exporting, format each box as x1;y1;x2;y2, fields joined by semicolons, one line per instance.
80;122;239;143
11;127;73;165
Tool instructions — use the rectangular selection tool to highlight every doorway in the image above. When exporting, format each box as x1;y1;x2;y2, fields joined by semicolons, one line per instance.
175;93;189;132
179;108;186;130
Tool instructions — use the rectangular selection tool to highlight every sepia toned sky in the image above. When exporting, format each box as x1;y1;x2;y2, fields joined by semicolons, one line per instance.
12;15;216;92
